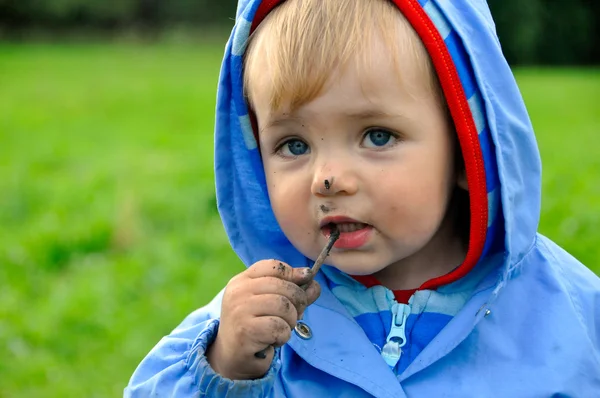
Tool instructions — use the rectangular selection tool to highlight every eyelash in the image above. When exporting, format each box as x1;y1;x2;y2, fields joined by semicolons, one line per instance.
361;128;401;149
273;137;309;159
273;128;401;158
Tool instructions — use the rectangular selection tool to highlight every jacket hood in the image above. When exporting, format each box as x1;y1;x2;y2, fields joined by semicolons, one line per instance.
214;0;541;288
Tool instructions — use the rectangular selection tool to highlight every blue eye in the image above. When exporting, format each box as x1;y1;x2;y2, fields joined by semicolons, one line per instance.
363;129;396;148
280;139;309;157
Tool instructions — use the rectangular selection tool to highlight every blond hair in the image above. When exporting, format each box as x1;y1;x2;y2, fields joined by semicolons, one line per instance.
243;0;441;113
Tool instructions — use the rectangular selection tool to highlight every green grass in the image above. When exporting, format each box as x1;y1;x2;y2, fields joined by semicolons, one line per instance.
0;43;598;397
516;69;600;262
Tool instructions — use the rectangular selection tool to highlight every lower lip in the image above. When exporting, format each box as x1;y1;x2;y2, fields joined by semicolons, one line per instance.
328;226;373;249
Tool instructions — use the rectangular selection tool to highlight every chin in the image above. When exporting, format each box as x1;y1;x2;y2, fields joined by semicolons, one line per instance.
332;262;386;277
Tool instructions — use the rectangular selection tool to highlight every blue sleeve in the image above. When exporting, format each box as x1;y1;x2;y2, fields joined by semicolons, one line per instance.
124;292;281;397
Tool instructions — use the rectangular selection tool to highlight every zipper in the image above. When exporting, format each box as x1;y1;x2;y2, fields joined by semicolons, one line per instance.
381;302;410;369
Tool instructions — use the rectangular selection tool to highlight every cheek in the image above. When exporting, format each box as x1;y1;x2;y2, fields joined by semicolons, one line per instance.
264;167;311;229
404;142;456;197
373;157;453;233
378;187;448;245
264;168;318;256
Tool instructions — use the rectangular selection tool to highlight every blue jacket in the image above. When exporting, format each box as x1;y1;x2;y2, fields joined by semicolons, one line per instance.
125;0;600;396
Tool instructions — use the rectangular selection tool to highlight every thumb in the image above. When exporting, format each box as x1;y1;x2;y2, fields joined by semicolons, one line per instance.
298;280;321;319
291;267;314;286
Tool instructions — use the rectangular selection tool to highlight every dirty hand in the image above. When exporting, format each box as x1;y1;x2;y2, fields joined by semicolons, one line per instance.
206;260;321;380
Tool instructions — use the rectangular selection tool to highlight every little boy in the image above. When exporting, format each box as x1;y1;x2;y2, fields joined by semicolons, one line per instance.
125;0;600;396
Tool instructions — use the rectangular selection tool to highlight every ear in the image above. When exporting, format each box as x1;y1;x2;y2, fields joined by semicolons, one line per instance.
457;168;468;191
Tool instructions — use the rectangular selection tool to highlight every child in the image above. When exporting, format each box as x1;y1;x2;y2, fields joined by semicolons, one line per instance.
125;0;600;396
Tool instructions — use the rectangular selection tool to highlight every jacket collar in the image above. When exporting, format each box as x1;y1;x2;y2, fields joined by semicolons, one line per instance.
286;254;503;395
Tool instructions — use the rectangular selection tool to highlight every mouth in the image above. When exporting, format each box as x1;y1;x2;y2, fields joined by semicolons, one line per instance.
319;216;373;249
320;216;367;231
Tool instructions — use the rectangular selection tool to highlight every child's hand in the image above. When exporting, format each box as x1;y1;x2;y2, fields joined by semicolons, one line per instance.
206;260;321;380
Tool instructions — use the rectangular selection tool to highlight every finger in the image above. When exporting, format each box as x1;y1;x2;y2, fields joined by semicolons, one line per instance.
291;267;314;286
246;260;295;281
247;261;314;285
250;316;292;348
246;260;317;286
247;294;298;329
246;277;309;313
224;262;300;305
304;280;321;306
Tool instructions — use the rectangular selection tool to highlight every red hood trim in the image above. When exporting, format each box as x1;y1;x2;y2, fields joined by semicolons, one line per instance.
250;0;488;292
392;0;487;290
251;0;285;33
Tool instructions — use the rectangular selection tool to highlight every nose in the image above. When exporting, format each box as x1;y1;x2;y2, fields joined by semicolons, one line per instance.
311;159;358;196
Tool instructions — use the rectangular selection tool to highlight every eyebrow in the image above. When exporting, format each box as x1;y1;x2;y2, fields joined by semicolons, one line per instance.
341;109;401;119
264;115;304;129
260;115;306;135
260;109;403;134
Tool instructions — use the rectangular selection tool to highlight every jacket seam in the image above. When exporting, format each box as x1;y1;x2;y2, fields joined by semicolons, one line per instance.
505;238;536;281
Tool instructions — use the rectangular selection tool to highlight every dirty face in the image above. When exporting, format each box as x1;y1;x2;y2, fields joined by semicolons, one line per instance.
255;35;466;288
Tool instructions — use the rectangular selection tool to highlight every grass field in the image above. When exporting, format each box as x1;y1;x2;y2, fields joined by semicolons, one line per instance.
0;43;598;397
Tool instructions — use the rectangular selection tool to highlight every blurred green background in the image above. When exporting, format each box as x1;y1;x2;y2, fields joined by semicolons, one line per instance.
1;1;599;397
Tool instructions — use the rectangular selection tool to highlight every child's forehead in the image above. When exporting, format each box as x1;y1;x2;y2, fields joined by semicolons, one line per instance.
252;54;445;142
246;31;438;117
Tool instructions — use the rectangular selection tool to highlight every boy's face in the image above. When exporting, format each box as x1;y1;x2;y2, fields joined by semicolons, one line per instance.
254;36;467;288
